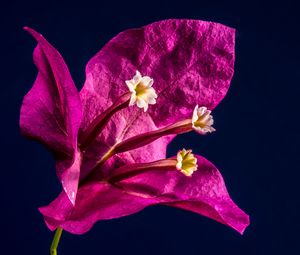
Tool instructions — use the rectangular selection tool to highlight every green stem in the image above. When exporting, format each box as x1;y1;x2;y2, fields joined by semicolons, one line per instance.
50;227;63;255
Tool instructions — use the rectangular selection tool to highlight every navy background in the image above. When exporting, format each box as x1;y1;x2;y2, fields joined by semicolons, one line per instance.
1;0;299;254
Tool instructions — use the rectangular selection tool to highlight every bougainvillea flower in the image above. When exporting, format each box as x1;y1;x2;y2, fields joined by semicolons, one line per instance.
126;70;157;111
20;19;249;236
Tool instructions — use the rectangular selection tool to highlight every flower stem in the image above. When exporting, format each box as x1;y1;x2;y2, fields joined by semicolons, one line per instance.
50;227;63;255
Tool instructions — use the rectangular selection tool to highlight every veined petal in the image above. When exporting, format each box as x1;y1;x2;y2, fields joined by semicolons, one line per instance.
21;27;83;205
116;155;249;234
81;19;235;130
39;181;156;234
41;155;249;234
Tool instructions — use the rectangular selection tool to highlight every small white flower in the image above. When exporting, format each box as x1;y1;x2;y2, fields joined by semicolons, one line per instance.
125;71;157;112
192;105;216;134
176;148;198;176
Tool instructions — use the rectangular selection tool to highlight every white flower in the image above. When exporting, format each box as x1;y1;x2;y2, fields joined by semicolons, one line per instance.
192;105;216;134
125;71;157;112
176;149;198;176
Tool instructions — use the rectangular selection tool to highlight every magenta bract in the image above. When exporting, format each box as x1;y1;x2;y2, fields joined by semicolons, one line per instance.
20;27;83;205
40;155;249;234
20;19;249;235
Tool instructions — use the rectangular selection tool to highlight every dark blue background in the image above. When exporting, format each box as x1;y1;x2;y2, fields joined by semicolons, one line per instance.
1;0;299;254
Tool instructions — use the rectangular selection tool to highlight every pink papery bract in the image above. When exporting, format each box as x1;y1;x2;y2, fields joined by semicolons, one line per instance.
40;155;249;234
20;27;82;205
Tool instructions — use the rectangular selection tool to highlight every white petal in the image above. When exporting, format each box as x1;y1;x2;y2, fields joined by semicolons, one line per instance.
208;126;216;132
136;98;147;109
192;105;199;123
126;80;135;91
148;97;156;105
198;106;207;116
133;71;142;84
142;76;153;87
207;117;214;126
129;94;137;106
143;104;148;112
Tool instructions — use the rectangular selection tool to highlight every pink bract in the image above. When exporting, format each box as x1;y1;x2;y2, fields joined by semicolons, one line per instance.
20;19;249;235
41;155;249;234
20;27;82;205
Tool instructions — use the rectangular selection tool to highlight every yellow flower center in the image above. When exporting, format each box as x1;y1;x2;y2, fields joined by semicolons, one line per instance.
134;82;148;97
176;149;198;176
